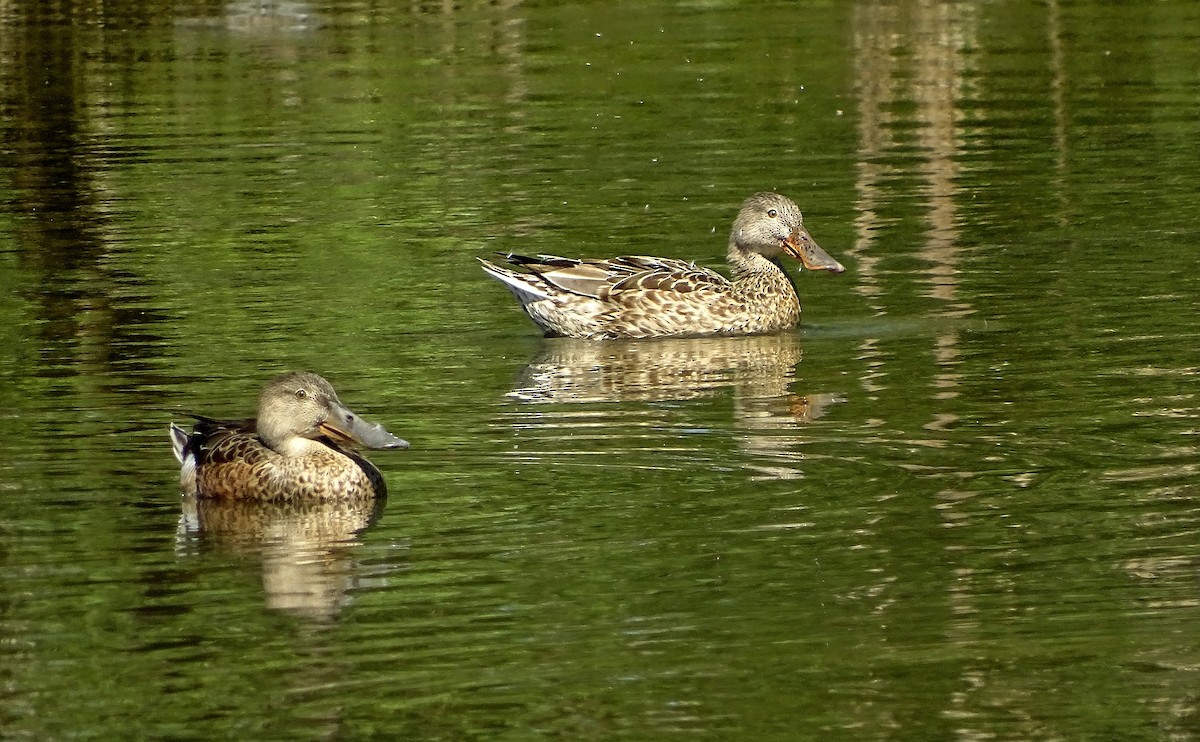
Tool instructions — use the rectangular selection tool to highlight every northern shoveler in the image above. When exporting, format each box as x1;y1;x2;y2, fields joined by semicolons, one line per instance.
169;371;408;501
479;192;845;339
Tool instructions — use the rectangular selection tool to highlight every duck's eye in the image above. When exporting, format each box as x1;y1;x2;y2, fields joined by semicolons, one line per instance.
295;389;307;400
767;209;778;218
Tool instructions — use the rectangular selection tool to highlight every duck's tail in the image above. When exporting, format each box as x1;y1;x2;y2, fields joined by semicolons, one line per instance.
478;256;554;307
169;423;198;496
169;423;190;464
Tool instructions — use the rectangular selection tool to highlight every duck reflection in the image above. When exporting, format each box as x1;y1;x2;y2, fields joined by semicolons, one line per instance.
506;334;842;479
177;495;385;622
173;1;320;34
511;334;804;402
222;1;319;34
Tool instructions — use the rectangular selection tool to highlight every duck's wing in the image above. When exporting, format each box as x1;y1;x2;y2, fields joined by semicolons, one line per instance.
603;255;731;296
493;253;636;300
495;253;730;300
179;416;263;467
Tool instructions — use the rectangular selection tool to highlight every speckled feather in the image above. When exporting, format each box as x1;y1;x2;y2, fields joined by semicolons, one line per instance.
479;192;844;340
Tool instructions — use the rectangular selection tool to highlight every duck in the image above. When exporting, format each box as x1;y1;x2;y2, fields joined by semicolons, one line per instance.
478;192;845;339
169;371;408;501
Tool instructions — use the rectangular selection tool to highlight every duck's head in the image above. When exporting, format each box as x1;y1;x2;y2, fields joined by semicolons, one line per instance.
256;371;409;456
731;192;845;273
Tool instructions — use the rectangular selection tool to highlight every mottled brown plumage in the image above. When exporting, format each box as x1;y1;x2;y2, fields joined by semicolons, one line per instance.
479;192;845;339
170;371;408;501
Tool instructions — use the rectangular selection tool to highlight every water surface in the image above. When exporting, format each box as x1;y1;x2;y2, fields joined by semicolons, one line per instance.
2;0;1199;739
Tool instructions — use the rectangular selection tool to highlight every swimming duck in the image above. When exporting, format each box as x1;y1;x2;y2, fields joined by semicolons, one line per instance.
479;192;845;339
169;371;408;501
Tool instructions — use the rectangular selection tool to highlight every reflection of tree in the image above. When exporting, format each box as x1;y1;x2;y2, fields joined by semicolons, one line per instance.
845;3;1200;738
851;0;983;733
852;0;975;316
0;2;172;416
505;334;842;479
177;495;386;621
852;0;978;457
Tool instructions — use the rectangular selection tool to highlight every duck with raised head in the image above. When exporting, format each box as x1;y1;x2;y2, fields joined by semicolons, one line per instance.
169;371;408;501
478;192;845;339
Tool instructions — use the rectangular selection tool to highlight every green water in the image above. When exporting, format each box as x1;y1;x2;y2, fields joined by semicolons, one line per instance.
3;0;1200;739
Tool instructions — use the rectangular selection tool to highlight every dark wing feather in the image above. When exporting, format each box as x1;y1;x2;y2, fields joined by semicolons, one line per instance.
184;416;262;467
498;253;585;269
495;252;639;299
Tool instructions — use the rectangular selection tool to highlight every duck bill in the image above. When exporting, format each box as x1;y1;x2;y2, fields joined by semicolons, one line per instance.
783;227;846;273
319;402;410;450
